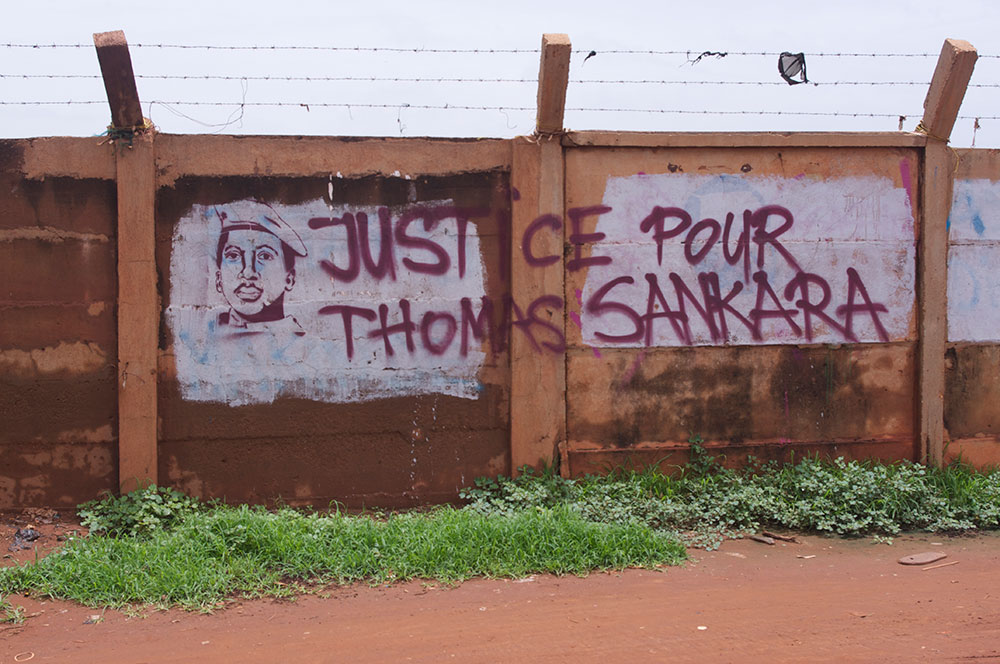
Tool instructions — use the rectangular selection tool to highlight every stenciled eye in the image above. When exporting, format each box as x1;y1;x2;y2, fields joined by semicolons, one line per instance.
256;248;278;263
223;247;242;263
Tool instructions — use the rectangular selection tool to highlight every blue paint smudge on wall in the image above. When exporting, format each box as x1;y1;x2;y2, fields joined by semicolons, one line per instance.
972;213;986;237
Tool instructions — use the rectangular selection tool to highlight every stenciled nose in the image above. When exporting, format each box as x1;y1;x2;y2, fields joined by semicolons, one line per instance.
239;258;259;280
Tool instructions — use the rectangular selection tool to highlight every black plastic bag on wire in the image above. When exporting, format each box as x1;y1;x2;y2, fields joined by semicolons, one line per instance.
778;52;808;85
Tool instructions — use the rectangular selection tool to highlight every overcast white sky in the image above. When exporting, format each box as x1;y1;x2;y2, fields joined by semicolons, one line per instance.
3;0;999;146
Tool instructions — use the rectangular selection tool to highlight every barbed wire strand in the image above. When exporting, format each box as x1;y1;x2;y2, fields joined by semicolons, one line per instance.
2;43;999;58
0;99;950;116
3;73;1000;88
2;73;997;87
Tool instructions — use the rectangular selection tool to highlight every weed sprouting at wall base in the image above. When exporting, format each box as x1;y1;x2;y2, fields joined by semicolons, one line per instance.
461;454;1000;547
78;485;204;538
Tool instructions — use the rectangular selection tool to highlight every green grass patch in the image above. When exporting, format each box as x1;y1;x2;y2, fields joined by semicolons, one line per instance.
0;505;684;611
0;594;25;624
462;448;1000;549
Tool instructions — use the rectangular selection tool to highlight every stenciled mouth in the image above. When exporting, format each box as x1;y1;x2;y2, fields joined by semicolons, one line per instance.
233;284;263;302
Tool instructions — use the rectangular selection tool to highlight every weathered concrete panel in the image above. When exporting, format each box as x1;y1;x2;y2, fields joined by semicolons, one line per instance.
945;345;1000;439
156;172;511;503
0;374;117;445
0;441;116;507
947;178;1000;342
563;146;919;466
0;174;116;235
0;165;118;508
0;240;116;304
567;345;914;450
0;303;115;351
160;427;508;508
945;154;1000;466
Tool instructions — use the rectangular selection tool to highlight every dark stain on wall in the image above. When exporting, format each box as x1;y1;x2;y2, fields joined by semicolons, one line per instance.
0;174;116;234
0;140;25;173
620;348;753;443
945;344;1000;438
568;344;914;454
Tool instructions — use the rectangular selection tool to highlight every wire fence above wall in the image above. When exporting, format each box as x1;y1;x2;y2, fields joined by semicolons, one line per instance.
0;38;997;146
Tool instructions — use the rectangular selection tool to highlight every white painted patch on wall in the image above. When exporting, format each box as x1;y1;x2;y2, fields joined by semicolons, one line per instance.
948;178;1000;342
167;198;487;406
580;173;916;347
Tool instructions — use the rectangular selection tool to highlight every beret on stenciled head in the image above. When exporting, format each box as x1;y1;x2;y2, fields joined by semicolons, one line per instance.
213;200;308;258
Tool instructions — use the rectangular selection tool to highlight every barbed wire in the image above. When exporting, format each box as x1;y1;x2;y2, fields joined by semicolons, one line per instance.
3;73;1000;88
0;43;537;53
576;50;1000;58
5;99;1000;125
2;43;998;58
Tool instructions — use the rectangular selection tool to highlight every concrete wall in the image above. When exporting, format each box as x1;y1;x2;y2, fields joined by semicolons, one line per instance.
154;136;513;506
562;143;920;473
0;139;118;505
2;130;997;508
945;149;1000;467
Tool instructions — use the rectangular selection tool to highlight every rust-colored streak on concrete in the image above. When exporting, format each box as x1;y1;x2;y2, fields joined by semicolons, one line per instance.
0;240;116;304
0;373;116;444
155;135;512;187
952;147;1000;179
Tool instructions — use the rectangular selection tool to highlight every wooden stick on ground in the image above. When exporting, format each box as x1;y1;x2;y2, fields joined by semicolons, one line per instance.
922;560;960;571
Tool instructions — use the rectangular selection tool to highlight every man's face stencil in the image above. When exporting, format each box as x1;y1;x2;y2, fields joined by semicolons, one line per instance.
216;229;295;319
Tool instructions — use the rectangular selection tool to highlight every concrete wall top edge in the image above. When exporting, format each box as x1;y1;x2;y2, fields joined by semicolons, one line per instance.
155;134;513;186
1;137;115;181
564;130;929;149
953;148;1000;179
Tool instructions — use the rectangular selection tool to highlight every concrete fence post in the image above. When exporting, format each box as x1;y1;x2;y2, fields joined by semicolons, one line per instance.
509;34;572;475
535;33;572;135
917;38;977;465
94;30;159;492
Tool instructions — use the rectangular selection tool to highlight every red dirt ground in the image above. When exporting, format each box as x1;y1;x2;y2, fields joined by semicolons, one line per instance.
1;511;999;663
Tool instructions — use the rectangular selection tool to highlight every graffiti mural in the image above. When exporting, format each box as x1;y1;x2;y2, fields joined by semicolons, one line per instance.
578;173;917;346
167;195;495;406
947;178;1000;342
168;170;920;406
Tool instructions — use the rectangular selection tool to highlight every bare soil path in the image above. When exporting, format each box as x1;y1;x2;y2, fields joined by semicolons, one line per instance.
1;517;999;663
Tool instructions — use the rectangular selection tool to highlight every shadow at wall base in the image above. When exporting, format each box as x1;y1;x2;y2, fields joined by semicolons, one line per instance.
565;438;923;477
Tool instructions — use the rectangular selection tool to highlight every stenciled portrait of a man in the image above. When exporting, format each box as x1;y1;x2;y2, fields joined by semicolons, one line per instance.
213;202;308;338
